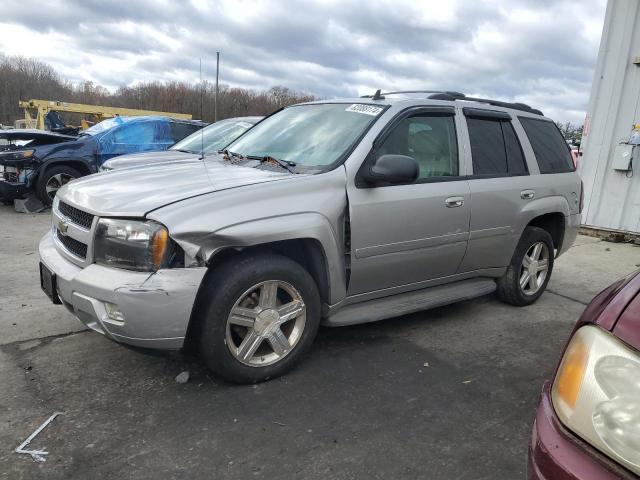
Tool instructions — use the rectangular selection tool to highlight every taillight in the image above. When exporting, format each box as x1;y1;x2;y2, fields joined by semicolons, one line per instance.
579;180;584;213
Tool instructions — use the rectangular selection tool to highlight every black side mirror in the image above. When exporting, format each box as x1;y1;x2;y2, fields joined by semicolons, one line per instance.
361;154;419;186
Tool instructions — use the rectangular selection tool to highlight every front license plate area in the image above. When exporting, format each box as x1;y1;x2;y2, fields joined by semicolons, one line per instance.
39;262;62;305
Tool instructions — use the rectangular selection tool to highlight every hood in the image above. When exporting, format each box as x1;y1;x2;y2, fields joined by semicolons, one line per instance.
102;150;199;170
0;129;76;144
58;158;292;217
611;270;640;350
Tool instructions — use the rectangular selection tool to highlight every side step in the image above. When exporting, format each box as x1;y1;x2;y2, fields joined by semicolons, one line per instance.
326;278;497;326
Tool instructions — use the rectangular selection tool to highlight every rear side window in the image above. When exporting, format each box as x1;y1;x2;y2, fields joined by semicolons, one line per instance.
113;122;155;144
466;118;528;176
170;122;201;143
519;117;574;173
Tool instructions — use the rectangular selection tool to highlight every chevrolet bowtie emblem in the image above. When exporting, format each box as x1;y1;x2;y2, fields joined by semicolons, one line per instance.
58;221;69;234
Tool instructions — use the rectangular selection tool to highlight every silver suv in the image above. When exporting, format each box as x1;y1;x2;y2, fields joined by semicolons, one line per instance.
39;91;582;383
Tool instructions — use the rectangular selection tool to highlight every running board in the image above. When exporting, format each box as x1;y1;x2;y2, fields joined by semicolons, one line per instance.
326;278;497;326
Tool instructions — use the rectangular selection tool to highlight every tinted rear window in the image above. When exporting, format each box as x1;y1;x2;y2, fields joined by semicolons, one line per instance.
467;118;507;175
466;118;528;176
503;122;527;175
519;117;574;173
170;122;201;143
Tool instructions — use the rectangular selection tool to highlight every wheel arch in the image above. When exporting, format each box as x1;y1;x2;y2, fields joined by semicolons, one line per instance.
36;158;93;180
519;195;570;255
184;237;332;352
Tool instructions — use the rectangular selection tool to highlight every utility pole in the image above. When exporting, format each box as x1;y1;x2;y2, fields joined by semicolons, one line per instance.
215;51;220;122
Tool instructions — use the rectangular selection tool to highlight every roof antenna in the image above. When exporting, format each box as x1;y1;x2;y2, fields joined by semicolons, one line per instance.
199;57;205;161
372;89;384;100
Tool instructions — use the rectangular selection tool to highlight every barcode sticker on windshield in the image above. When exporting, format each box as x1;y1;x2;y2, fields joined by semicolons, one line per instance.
345;104;383;116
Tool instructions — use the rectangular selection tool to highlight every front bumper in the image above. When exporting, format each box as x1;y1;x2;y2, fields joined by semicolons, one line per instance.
527;383;629;480
0;178;29;200
39;231;207;349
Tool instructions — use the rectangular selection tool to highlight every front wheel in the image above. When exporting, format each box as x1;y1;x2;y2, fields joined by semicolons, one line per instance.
197;253;321;384
496;226;554;306
36;165;82;205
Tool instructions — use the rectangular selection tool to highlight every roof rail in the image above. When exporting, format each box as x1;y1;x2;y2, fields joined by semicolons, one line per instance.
361;90;543;116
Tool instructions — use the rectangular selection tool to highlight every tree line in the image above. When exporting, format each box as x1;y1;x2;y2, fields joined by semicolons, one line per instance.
556;121;584;146
0;55;315;127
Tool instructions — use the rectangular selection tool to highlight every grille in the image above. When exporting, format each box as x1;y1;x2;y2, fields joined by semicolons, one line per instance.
56;229;88;259
58;201;94;230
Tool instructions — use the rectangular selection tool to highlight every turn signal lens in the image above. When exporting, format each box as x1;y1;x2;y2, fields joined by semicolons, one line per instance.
152;228;169;268
555;333;588;410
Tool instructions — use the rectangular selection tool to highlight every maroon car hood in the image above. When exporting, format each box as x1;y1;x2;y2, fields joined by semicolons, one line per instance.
613;288;640;349
588;270;640;349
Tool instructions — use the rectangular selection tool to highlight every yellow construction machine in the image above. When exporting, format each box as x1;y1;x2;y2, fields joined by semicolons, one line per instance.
18;99;193;131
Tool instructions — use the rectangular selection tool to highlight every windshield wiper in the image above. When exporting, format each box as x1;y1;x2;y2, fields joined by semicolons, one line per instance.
220;149;244;160
246;155;298;174
172;148;196;154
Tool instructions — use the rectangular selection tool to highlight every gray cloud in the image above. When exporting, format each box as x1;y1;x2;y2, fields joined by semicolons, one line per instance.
0;0;606;123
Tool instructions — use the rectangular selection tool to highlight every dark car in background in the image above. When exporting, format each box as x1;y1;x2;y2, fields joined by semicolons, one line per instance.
100;116;262;170
0;116;206;205
529;270;640;479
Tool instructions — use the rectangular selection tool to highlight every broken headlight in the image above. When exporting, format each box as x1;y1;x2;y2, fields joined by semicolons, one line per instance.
552;325;640;475
93;219;172;272
0;149;35;162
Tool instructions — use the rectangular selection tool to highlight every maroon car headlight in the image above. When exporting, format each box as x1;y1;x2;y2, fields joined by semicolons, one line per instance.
551;325;640;475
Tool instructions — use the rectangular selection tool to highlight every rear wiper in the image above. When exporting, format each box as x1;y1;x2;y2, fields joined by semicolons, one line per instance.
247;155;298;174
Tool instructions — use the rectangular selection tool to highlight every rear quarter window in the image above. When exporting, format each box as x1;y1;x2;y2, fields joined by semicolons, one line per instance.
519;117;574;173
170;122;201;143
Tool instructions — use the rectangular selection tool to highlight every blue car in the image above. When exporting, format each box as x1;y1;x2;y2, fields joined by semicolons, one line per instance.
0;116;206;205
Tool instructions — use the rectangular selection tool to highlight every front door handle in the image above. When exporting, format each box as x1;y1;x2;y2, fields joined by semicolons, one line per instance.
445;196;464;208
521;190;535;200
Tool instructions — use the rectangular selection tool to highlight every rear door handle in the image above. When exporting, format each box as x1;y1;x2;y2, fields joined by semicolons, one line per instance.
445;196;464;208
521;190;535;200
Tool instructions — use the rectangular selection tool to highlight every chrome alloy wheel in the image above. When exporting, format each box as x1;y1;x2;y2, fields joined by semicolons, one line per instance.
519;241;550;295
45;173;75;200
225;280;306;367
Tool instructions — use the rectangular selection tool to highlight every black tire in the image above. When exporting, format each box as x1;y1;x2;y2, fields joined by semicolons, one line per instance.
196;252;321;384
496;226;554;306
36;164;83;205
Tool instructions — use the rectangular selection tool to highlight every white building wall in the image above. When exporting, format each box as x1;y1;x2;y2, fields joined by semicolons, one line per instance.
579;0;640;234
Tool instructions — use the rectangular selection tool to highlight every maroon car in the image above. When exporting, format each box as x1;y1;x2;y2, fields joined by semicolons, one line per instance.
528;269;640;479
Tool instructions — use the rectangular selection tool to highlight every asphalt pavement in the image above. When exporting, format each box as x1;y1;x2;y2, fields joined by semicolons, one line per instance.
1;204;639;479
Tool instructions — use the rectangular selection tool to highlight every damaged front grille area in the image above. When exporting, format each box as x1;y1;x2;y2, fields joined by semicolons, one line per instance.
56;229;88;259
58;201;94;230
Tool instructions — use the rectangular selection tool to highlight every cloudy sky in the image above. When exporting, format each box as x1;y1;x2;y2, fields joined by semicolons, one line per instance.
1;0;607;124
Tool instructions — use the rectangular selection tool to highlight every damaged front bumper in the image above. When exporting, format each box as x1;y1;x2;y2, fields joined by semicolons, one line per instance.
39;231;207;349
0;165;31;200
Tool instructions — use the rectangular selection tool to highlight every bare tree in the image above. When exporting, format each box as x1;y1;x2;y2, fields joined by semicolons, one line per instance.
0;55;315;127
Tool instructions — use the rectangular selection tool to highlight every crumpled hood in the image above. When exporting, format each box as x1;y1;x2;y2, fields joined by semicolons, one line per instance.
58;158;291;217
102;150;199;170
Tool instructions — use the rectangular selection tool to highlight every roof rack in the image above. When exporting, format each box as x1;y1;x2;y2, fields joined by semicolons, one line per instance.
361;90;543;116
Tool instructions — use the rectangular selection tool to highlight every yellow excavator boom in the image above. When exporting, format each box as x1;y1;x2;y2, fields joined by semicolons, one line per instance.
19;99;193;130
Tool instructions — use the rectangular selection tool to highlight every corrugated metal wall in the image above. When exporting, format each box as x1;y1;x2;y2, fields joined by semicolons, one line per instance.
579;0;640;234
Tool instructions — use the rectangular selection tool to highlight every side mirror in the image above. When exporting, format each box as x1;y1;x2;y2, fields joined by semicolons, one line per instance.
361;154;419;186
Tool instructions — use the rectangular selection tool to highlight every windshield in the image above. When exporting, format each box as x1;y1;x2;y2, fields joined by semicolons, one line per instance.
171;120;254;154
227;103;385;168
82;116;129;136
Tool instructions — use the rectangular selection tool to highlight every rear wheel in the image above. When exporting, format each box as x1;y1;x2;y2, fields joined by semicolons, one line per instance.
197;253;321;384
36;165;82;205
497;226;554;306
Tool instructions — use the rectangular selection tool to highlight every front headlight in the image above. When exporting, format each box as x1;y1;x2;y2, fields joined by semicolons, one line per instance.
94;218;172;271
552;325;640;475
0;149;35;161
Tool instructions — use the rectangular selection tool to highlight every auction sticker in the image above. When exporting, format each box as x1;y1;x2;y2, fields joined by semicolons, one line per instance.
345;104;384;116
